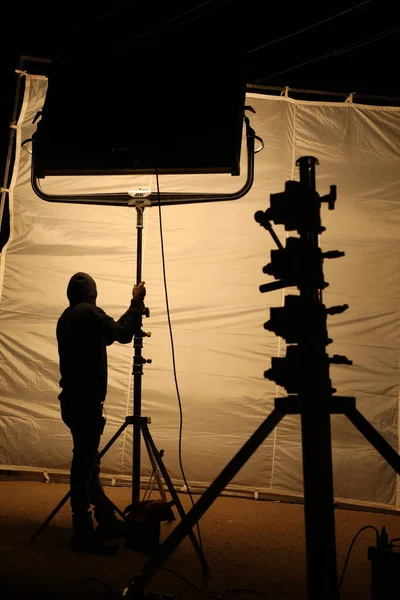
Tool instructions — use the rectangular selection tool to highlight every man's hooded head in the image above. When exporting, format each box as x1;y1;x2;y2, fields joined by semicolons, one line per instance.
67;272;98;306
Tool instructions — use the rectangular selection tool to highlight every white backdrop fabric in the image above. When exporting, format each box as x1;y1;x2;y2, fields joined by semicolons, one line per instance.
0;75;399;510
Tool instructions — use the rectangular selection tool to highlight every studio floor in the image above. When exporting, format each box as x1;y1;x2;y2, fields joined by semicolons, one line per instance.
0;480;399;600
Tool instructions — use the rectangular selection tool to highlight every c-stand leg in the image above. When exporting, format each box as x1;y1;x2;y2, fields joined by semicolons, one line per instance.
121;408;285;599
345;408;400;474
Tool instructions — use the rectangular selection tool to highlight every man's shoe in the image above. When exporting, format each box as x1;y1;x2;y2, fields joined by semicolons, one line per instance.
96;517;128;539
70;530;119;555
71;512;119;554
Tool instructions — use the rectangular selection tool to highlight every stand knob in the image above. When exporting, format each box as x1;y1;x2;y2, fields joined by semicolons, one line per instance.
321;185;337;210
322;250;345;259
326;304;349;315
330;354;352;365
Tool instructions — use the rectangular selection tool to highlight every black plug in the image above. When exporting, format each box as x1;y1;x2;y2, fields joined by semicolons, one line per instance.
378;526;390;550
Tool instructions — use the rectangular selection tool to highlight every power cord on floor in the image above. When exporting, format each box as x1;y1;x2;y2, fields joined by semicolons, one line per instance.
338;525;379;590
220;589;271;599
83;569;273;600
155;171;209;596
161;567;272;600
82;522;393;598
160;567;220;599
83;577;115;598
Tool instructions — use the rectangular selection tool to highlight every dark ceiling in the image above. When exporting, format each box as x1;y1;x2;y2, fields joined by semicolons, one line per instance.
1;0;399;169
2;0;399;92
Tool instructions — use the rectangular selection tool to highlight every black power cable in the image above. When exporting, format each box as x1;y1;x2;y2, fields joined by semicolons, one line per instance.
219;587;271;599
160;567;272;600
83;577;115;597
161;567;220;599
246;0;373;55
110;0;232;54
338;525;379;590
82;569;273;599
155;171;210;595
256;23;400;83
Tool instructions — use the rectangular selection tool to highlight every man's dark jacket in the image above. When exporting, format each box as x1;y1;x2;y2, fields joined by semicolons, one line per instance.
57;273;142;406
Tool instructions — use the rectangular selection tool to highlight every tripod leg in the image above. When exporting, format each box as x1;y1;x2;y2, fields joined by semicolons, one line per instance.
122;408;285;598
152;468;168;504
96;420;132;519
30;490;71;542
142;435;168;504
100;493;126;520
30;420;130;542
345;408;400;475
141;423;208;572
142;466;157;501
98;420;130;459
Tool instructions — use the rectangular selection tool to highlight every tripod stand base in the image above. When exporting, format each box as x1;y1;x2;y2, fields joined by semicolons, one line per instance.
122;395;400;599
30;414;210;575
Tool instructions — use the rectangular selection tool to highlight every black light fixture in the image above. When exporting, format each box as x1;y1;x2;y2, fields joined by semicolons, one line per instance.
32;13;248;180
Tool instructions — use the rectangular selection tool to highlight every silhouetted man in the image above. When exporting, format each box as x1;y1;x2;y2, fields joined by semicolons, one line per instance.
57;272;146;554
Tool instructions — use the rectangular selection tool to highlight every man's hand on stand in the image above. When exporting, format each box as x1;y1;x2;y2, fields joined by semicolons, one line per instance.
132;281;146;303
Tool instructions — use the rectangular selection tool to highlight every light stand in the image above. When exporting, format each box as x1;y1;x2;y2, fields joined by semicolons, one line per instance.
27;101;259;587
131;199;150;506
30;199;209;573
119;157;400;600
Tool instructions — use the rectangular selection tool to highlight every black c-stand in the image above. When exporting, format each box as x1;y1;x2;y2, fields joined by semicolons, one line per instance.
120;157;400;600
30;198;210;574
29;111;259;577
